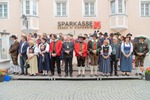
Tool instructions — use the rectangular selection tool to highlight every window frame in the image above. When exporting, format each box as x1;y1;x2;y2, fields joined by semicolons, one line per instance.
110;0;126;15
55;0;68;17
22;0;38;17
0;2;8;19
140;0;150;17
83;0;97;17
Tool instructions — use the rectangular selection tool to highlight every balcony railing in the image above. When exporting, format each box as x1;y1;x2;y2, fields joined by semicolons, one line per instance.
110;14;128;32
21;16;39;34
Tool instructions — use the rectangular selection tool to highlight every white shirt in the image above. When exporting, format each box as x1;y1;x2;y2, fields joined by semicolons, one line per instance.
121;42;133;53
39;43;49;52
101;45;112;55
21;41;26;53
26;44;39;56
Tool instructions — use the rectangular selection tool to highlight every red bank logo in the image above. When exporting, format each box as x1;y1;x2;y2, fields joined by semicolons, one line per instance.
93;21;101;29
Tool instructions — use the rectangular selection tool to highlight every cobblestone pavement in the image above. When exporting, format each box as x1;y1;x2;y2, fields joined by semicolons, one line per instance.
0;80;150;100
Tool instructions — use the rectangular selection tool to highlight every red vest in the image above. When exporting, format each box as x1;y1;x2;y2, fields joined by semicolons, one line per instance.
74;42;87;57
49;40;62;56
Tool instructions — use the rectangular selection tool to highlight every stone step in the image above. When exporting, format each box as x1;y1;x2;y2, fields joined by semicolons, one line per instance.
10;71;142;81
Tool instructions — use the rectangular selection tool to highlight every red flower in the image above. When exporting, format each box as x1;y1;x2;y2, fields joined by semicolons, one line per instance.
146;67;150;71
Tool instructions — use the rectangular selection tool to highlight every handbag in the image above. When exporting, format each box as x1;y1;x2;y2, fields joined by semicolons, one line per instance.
24;63;30;69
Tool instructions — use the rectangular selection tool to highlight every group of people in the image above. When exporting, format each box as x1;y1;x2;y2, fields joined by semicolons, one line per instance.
9;31;149;77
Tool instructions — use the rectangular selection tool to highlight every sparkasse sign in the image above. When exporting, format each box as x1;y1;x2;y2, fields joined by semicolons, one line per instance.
58;21;101;29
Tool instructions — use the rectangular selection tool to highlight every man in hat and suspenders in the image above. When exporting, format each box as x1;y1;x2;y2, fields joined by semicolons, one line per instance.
88;32;101;77
75;34;88;77
134;36;149;76
9;35;20;75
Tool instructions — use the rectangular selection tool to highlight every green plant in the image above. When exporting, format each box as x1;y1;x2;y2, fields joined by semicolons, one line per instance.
145;67;150;74
0;71;2;76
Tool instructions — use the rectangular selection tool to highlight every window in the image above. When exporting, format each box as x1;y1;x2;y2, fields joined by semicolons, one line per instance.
55;0;68;17
141;1;150;17
118;0;123;13
33;0;37;15
0;2;8;19
111;0;115;14
25;1;30;14
84;0;96;17
22;0;38;16
110;0;126;15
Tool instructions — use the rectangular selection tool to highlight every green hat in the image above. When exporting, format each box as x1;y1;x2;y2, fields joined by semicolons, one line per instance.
114;32;121;36
78;34;85;40
104;32;108;36
137;36;146;40
68;33;73;37
91;31;98;38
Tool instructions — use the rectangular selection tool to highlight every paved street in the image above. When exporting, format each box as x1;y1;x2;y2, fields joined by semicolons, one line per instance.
0;80;150;100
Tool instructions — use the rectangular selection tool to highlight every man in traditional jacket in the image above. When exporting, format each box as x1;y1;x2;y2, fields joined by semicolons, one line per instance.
75;34;88;77
88;32;101;77
18;35;29;75
62;35;74;77
50;34;62;77
110;37;121;76
9;35;20;75
134;36;149;76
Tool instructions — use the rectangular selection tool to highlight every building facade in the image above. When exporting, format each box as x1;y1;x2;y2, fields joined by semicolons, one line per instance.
0;0;150;37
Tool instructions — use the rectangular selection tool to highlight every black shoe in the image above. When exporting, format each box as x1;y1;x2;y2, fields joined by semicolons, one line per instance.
65;74;68;77
125;73;130;76
135;73;139;76
139;73;143;76
102;74;105;77
115;74;119;76
90;74;93;77
95;74;98;77
70;75;73;77
106;75;109;77
77;74;81;77
122;74;125;76
82;74;85;77
58;74;62;77
42;73;46;76
50;74;54;77
19;73;24;75
110;73;112;76
139;73;144;77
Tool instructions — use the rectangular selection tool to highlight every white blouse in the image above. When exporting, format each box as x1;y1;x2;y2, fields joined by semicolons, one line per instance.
26;44;39;56
39;43;49;53
101;45;112;55
121;42;133;53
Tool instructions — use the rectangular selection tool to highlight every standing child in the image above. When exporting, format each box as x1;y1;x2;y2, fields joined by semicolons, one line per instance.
39;38;50;76
100;40;112;77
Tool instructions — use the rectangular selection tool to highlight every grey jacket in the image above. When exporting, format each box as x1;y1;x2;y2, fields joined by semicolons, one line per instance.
110;43;121;60
62;41;74;58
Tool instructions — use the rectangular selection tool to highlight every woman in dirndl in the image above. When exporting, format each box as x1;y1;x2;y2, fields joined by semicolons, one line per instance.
100;40;112;77
26;40;39;76
120;36;133;76
39;37;50;76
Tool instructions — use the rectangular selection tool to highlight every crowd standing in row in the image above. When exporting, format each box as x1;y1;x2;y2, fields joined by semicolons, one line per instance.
9;31;149;77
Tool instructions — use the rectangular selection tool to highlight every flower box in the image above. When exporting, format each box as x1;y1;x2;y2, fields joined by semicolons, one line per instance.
145;67;150;81
145;74;150;81
0;76;4;82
